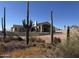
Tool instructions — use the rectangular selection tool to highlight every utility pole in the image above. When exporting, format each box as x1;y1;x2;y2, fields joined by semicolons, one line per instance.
50;11;54;44
26;1;29;45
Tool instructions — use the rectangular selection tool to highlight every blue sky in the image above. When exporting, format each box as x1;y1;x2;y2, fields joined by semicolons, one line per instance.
0;1;79;31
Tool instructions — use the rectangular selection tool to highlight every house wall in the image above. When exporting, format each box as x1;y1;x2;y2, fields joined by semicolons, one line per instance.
37;24;50;32
11;22;55;33
42;24;50;32
11;26;25;32
33;24;54;32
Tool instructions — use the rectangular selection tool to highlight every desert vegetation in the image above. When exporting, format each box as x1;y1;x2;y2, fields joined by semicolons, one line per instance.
0;28;79;58
0;1;79;58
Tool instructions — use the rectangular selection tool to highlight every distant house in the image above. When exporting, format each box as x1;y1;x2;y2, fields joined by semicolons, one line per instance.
32;22;56;32
11;25;25;32
11;22;56;32
70;25;79;29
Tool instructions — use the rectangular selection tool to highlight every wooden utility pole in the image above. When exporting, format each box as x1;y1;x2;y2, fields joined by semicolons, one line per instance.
50;11;54;44
26;1;29;45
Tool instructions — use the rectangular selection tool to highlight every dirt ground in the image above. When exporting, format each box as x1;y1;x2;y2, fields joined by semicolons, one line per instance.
32;33;66;43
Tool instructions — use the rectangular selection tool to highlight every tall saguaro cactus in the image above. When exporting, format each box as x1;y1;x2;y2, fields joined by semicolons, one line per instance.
67;26;70;45
3;7;6;41
50;11;54;44
1;8;6;41
26;1;29;45
1;17;4;33
4;8;6;40
22;1;30;45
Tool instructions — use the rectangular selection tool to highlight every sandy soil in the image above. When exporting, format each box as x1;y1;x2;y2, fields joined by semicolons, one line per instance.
32;32;66;43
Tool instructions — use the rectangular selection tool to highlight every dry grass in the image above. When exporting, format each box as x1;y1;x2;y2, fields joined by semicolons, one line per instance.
54;28;79;58
0;43;56;58
0;28;79;58
6;47;43;57
0;37;54;58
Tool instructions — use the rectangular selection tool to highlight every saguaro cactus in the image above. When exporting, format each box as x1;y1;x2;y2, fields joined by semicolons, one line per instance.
1;17;4;33
67;26;70;45
26;1;29;45
22;1;30;45
22;19;33;45
50;11;54;44
2;8;6;41
22;19;32;30
29;19;33;31
3;7;6;41
1;8;6;41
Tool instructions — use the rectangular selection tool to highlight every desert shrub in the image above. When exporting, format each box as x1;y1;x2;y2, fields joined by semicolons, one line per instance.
29;37;44;48
4;36;24;43
30;37;45;43
53;37;61;46
37;38;45;43
53;29;79;58
29;37;36;42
